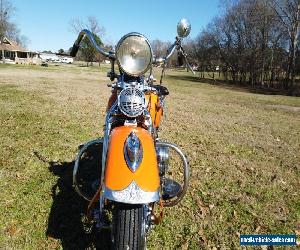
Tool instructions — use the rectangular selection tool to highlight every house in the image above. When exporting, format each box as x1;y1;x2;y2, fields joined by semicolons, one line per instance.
0;37;40;64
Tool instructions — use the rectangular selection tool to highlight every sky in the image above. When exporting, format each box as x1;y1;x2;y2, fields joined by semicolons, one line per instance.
11;0;221;52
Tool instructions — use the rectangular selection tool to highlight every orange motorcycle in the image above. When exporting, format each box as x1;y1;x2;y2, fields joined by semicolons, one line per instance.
71;18;194;249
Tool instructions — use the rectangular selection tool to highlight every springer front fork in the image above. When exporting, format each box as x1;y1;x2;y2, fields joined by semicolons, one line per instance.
91;202;154;232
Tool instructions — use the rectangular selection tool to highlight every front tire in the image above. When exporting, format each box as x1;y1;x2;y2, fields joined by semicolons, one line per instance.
112;203;146;250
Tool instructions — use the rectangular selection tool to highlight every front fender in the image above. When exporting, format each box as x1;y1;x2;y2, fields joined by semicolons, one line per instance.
103;126;160;204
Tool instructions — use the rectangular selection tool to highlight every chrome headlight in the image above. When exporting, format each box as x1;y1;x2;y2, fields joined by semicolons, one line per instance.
116;33;152;76
118;87;146;117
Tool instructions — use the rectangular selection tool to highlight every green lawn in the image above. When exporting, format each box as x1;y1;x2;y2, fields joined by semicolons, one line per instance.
0;63;299;249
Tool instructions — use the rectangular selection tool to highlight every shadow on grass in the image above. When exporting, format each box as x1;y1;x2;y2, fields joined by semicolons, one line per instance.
35;142;110;249
167;74;298;96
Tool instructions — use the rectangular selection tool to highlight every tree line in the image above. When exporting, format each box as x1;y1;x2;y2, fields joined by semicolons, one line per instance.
64;0;300;97
2;0;299;96
184;0;300;95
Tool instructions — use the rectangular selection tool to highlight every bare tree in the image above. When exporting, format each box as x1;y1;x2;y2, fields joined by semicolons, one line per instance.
151;39;179;67
185;0;299;94
1;0;29;48
151;39;169;58
70;16;105;66
0;0;13;40
271;0;300;90
70;16;105;36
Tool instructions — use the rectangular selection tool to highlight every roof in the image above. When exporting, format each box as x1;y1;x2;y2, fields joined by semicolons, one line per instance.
0;37;29;52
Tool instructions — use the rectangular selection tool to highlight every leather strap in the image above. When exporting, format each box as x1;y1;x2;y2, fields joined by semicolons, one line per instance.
86;186;102;220
153;199;164;225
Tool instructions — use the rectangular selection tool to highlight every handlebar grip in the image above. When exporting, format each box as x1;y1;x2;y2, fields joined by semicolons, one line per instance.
70;43;80;57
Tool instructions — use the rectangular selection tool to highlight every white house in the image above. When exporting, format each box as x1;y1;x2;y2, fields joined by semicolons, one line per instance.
0;37;40;64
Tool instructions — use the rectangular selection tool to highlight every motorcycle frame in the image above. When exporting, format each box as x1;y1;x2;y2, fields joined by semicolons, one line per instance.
71;28;192;214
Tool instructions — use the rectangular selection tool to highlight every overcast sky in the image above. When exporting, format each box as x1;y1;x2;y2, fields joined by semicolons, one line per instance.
12;0;221;52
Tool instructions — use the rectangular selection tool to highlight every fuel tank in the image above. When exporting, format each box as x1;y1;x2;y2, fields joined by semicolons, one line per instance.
145;91;163;128
104;126;160;192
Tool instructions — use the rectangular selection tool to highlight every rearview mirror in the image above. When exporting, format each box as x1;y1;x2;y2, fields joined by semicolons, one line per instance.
177;18;191;38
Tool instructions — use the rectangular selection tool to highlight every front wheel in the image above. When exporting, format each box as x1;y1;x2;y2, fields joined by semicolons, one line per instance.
112;203;146;250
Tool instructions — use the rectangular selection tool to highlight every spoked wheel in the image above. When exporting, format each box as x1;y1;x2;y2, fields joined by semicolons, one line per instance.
112;203;146;250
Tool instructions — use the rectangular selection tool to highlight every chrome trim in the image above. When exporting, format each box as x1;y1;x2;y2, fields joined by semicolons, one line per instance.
99;102;118;212
111;80;157;92
104;181;160;204
124;132;143;172
124;119;137;126
143;109;153;134
115;32;153;77
73;138;103;201
118;87;146;117
102;102;118;185
156;144;169;175
165;42;177;61
156;145;169;166
156;141;189;207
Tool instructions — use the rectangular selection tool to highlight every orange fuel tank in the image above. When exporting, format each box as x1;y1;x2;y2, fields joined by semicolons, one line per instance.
104;126;160;192
145;92;163;128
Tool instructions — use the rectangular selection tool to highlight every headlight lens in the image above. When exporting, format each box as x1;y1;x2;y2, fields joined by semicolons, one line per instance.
116;33;152;76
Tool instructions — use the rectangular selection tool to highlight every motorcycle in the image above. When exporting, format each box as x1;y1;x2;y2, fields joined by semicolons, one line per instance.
70;18;194;249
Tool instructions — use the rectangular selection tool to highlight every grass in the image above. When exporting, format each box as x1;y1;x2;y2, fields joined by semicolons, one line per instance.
0;63;299;249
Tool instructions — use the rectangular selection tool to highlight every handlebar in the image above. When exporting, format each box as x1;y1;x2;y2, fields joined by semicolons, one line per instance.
71;29;194;75
70;44;80;57
70;29;116;60
155;37;195;75
178;46;195;75
165;41;177;60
